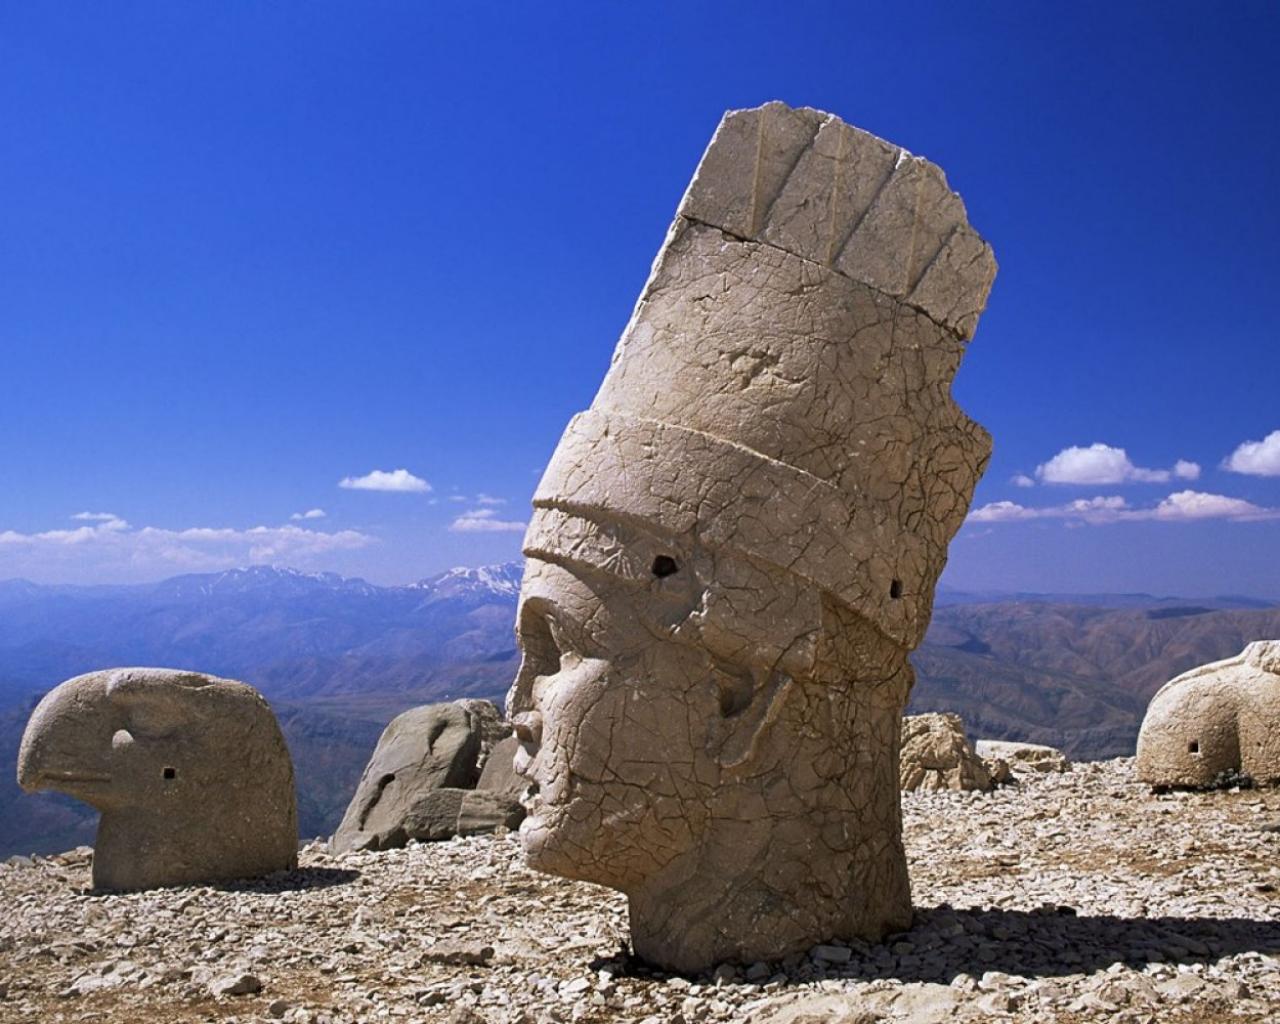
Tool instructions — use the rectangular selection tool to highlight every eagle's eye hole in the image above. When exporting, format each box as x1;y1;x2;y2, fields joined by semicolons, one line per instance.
162;766;177;780
652;555;679;578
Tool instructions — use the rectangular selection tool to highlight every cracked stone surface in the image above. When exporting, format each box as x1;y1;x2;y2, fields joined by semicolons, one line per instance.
15;668;297;891
505;101;994;972
4;761;1280;1023
1137;640;1280;789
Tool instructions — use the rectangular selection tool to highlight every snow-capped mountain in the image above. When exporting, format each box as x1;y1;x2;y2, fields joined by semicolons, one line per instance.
408;562;524;601
0;562;526;703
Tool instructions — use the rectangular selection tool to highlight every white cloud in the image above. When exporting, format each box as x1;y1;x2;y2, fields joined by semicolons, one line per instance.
475;494;506;506
968;490;1278;526
338;468;430;493
449;508;527;533
1035;443;1195;485
1149;490;1274;522
72;511;125;523
1011;474;1035;488
0;516;374;581
967;500;1042;523
290;508;327;520
447;494;468;503
1223;429;1280;477
969;495;1129;524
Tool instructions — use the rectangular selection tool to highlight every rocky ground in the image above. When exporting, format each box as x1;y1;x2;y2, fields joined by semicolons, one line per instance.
2;758;1279;1023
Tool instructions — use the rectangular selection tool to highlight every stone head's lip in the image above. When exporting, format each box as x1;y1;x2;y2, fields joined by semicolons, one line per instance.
30;769;112;786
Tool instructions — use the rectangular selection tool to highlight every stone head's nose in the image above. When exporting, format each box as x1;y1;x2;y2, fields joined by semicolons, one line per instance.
512;711;542;747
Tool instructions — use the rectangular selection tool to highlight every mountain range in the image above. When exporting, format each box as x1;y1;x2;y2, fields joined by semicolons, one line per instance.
1;562;1276;858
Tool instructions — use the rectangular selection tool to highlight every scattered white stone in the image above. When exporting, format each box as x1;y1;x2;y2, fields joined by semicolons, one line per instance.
208;971;263;997
3;760;1280;1021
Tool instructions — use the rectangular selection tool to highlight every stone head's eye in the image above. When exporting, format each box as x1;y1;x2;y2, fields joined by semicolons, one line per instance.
162;766;177;780
652;555;679;578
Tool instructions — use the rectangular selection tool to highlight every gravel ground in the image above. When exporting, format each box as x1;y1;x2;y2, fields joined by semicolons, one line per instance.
2;757;1279;1023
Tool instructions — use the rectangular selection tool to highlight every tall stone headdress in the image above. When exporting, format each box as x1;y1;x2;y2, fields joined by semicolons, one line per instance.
511;101;995;973
531;101;994;648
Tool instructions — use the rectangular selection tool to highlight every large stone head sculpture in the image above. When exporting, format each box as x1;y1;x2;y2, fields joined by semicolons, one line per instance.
17;668;297;890
507;101;994;972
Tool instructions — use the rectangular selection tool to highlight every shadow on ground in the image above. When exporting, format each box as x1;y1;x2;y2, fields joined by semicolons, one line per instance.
600;904;1280;982
209;867;361;894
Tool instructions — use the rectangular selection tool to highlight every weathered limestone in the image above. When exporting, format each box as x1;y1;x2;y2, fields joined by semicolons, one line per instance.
1136;641;1280;789
901;713;1002;792
476;735;526;803
507;101;995;972
332;700;523;853
16;668;297;890
400;788;526;842
976;739;1071;774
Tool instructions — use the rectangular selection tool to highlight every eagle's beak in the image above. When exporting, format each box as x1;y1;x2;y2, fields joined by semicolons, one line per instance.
17;677;115;800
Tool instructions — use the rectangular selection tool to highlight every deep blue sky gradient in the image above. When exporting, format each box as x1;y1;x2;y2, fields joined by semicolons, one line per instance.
2;3;1278;593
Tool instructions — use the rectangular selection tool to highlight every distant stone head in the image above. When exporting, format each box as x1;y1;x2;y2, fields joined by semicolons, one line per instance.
1137;640;1280;790
17;667;297;890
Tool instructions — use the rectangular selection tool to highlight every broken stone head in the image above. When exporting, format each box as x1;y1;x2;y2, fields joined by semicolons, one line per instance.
17;668;298;890
507;101;995;972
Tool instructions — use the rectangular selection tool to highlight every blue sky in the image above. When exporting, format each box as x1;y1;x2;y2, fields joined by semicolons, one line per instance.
1;3;1278;595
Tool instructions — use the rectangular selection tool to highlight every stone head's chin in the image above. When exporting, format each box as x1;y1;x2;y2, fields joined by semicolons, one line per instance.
518;809;573;875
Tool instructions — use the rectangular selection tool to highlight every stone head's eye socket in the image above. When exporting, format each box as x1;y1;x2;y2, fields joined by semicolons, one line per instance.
518;601;565;680
1188;741;1199;755
652;555;679;578
162;766;177;780
890;579;903;600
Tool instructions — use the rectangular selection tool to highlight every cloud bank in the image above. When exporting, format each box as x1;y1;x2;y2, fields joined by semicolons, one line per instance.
449;508;527;533
1034;444;1200;485
0;514;374;582
969;490;1279;525
338;468;430;493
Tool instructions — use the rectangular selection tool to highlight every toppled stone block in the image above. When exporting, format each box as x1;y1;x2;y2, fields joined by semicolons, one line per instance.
475;735;525;803
332;699;518;852
506;101;995;973
975;739;1070;774
17;668;297;891
401;788;524;842
901;713;998;792
1137;640;1280;789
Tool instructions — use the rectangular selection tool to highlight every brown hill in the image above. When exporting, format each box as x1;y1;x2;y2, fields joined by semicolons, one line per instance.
912;604;1280;758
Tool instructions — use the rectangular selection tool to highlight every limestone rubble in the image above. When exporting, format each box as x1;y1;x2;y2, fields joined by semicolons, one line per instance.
976;740;1071;775
900;713;1004;792
3;760;1280;1023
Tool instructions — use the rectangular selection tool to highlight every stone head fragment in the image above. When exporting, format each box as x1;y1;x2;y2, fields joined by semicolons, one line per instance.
507;100;995;972
1137;640;1280;789
17;667;297;890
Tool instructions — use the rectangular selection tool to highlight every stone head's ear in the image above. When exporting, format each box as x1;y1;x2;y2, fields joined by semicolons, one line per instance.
708;661;795;769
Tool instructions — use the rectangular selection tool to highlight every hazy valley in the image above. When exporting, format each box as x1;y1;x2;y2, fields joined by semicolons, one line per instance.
2;563;1276;858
